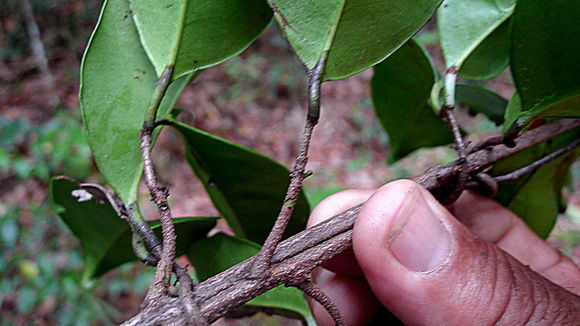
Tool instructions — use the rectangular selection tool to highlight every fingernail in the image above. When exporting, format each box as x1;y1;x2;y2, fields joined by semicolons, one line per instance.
387;187;450;272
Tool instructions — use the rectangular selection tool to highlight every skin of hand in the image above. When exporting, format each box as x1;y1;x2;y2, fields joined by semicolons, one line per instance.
306;179;580;325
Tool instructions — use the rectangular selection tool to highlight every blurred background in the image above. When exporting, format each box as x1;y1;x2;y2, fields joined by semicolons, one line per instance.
1;0;579;324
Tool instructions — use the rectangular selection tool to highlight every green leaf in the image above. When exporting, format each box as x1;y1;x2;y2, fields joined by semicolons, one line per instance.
131;0;272;79
79;0;193;203
506;152;579;238
50;177;216;282
455;84;507;125
438;0;514;70
509;0;580;126
503;91;521;133
458;19;510;80
165;120;310;244
268;0;442;81
189;233;312;320
491;127;580;238
371;39;454;163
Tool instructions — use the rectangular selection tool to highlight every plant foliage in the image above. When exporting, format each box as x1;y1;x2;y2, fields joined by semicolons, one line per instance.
51;0;580;322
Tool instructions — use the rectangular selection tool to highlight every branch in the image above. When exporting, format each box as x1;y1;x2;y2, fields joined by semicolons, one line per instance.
253;56;326;271
494;137;580;182
140;65;178;295
123;118;580;325
295;280;346;326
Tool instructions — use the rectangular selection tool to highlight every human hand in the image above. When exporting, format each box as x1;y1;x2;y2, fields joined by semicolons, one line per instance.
306;180;580;325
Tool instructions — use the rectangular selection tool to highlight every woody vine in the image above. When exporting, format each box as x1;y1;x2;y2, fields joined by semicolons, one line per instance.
51;0;580;324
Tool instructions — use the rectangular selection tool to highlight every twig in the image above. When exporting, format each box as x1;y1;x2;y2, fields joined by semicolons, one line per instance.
437;67;468;204
121;119;580;325
74;182;164;263
253;56;326;272
140;65;177;294
294;280;346;326
175;265;208;326
440;66;465;160
494;137;580;183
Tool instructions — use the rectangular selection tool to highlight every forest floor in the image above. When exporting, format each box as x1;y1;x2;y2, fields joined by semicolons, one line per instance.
1;4;579;325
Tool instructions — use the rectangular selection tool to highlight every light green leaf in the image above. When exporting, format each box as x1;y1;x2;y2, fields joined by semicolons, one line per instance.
438;0;514;70
269;0;442;81
491;127;580;238
79;0;193;202
371;39;454;163
166;120;310;244
458;19;510;80
189;233;312;320
50;177;216;282
509;0;580;127
131;0;272;79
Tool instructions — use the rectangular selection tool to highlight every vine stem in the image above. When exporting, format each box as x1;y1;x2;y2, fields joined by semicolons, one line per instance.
140;65;177;295
494;137;580;182
252;56;326;272
441;66;466;160
437;66;468;204
121;118;580;325
296;280;347;326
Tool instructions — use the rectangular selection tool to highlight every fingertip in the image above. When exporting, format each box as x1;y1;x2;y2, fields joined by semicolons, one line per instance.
308;188;375;276
308;189;376;228
450;191;580;292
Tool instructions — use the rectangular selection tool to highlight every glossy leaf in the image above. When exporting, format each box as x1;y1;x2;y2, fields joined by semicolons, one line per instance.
509;0;580;127
492;127;580;238
459;20;510;80
456;84;507;125
166;120;310;244
50;177;216;282
131;0;272;79
268;0;442;81
371;40;454;163
189;233;313;320
79;0;193;202
438;0;514;70
503;91;521;133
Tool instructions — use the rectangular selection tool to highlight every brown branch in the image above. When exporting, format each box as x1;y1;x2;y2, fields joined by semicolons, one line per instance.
295;280;346;326
436;67;469;204
494;137;580;182
140;66;177;295
122;118;580;325
253;56;326;272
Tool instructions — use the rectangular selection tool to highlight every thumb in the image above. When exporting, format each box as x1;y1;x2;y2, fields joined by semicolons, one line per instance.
353;180;580;325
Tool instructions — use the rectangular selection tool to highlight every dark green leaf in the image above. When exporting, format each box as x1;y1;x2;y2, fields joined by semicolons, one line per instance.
189;233;312;320
269;0;442;81
456;84;507;125
166;120;310;244
371;40;454;163
79;0;193;202
492;127;580;238
50;177;216;282
509;0;580;127
459;19;510;80
503;91;521;133
438;0;514;69
131;0;272;79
